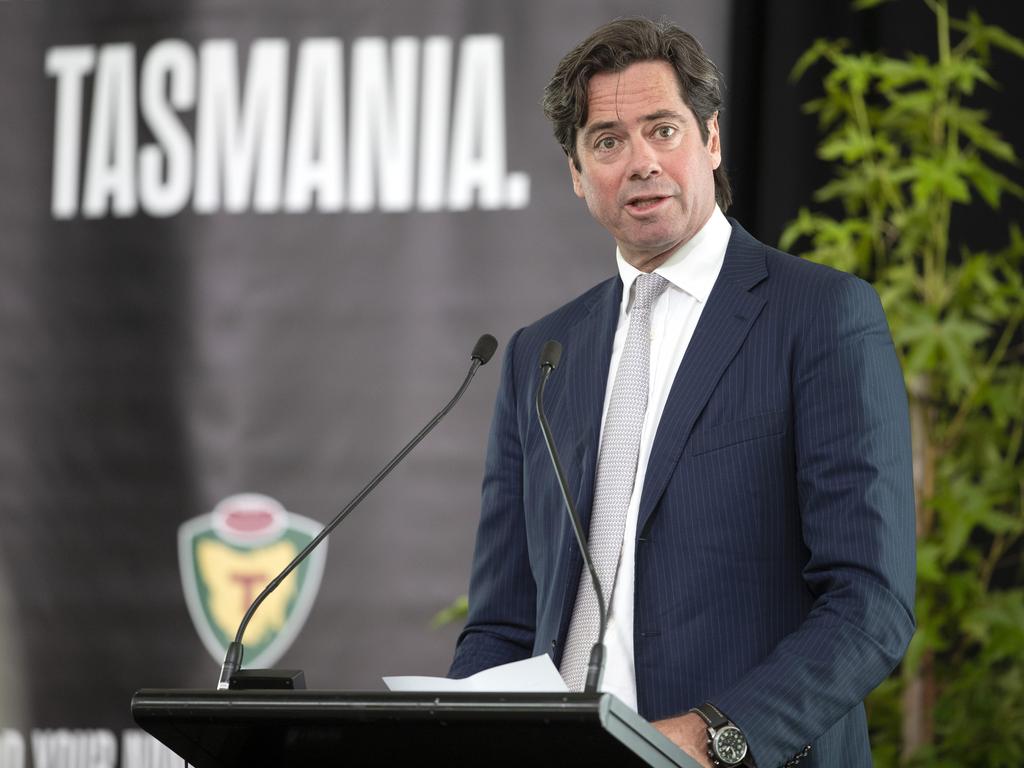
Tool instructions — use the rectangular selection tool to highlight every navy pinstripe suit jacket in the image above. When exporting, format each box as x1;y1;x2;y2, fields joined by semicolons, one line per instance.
450;222;916;767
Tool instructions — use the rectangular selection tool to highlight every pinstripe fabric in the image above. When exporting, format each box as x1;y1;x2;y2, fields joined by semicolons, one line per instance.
451;221;915;768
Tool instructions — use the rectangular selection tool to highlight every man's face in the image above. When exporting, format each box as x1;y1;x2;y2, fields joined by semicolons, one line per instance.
569;60;721;271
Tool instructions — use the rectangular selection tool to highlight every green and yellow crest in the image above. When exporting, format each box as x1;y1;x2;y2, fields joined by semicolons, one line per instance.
178;493;326;667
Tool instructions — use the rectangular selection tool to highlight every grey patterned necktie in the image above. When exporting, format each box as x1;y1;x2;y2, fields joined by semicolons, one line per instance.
559;271;669;691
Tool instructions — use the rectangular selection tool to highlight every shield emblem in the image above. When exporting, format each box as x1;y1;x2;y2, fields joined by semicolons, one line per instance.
178;493;327;668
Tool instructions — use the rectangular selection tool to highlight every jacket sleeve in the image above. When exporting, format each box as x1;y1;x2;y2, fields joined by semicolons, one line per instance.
712;274;916;767
449;328;538;677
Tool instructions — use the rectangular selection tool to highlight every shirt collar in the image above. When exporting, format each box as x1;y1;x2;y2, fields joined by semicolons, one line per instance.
616;205;732;312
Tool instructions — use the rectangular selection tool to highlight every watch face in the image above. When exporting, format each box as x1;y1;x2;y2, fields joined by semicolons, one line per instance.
713;725;748;765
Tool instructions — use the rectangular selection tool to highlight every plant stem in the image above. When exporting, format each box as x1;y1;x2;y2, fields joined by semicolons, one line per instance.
902;373;937;759
938;1;954;294
847;75;897;277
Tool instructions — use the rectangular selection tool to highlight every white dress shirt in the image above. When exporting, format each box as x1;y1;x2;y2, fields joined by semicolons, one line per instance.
598;205;732;710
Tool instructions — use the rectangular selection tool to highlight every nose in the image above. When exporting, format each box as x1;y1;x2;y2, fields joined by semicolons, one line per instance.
628;139;661;180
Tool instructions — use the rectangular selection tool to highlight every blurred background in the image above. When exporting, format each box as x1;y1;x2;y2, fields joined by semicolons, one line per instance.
0;0;1020;765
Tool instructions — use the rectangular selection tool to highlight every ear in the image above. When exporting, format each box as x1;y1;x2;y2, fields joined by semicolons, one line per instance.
567;155;585;198
706;112;722;170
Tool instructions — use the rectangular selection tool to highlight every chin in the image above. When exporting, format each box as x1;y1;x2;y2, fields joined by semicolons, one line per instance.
632;234;682;255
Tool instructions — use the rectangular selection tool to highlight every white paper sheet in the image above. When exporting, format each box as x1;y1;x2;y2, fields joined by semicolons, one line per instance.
383;654;569;693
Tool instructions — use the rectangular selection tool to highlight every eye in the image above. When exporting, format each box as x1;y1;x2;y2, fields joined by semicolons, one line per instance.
595;136;619;152
654;124;677;139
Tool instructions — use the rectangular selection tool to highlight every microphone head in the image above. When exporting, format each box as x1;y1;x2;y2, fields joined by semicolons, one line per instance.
471;334;499;365
539;339;563;370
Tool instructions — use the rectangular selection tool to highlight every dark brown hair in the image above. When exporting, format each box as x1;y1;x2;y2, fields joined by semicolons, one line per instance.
542;17;731;211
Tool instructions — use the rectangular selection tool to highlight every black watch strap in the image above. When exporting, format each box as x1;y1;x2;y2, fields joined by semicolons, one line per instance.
690;701;730;730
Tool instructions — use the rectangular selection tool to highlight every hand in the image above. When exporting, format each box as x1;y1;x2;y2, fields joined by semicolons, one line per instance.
652;712;713;768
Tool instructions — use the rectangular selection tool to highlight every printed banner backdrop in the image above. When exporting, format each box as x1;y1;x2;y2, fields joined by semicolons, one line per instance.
0;0;729;764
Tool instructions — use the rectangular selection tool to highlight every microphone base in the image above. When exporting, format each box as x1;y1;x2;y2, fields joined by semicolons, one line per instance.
229;669;308;690
583;643;605;694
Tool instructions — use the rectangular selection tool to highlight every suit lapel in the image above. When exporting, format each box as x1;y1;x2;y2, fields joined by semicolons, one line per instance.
542;276;620;646
637;223;769;534
557;277;622;530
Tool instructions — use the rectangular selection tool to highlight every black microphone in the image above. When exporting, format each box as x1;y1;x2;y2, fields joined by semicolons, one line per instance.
216;333;499;690
534;339;607;694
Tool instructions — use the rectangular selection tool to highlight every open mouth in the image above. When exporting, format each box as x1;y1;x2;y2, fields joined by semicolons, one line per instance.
625;195;669;212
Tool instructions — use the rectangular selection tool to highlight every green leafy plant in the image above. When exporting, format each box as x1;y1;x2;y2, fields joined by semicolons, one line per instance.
783;1;1024;764
431;594;468;628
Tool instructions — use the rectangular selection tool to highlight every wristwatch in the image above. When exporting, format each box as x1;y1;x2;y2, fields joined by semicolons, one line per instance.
689;702;750;767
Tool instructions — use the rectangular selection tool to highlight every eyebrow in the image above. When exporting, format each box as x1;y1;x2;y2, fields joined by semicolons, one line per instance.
581;109;689;140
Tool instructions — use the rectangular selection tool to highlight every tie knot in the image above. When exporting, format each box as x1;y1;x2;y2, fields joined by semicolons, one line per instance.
632;272;669;314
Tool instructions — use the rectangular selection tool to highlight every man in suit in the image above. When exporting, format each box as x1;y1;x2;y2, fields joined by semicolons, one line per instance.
450;18;915;767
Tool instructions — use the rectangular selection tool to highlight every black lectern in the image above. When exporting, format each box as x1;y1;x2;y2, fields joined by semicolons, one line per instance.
131;690;701;767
